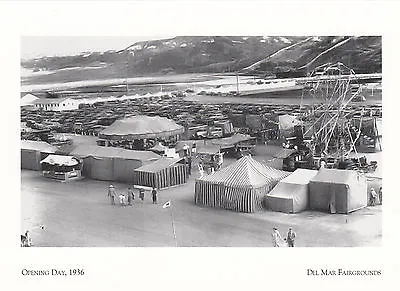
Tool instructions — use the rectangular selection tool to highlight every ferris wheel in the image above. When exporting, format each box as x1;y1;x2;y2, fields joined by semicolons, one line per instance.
302;62;363;159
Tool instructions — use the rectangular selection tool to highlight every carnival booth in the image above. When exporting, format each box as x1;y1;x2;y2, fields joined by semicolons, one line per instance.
133;157;188;189
309;168;367;214
211;133;256;158
98;115;184;150
194;156;290;213
40;155;82;181
196;145;223;173
267;169;318;213
272;148;299;171
149;142;168;156
21;140;56;171
175;140;199;158
70;145;160;183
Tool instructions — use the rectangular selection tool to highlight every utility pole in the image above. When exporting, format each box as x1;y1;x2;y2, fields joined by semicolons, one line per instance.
170;207;178;247
125;50;130;95
236;73;239;94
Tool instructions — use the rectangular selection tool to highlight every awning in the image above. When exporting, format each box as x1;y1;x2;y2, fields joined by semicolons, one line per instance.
211;133;255;148
40;155;79;166
135;157;183;173
21;140;56;153
197;145;221;155
273;148;297;159
150;143;167;152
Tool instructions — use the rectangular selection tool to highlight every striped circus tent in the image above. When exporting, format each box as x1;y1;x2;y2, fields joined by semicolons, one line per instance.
194;155;290;213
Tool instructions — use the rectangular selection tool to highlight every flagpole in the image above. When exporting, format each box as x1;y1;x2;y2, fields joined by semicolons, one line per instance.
170;207;178;247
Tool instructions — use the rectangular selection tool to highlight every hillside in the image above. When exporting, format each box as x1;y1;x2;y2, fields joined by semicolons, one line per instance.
243;36;382;75
21;36;381;84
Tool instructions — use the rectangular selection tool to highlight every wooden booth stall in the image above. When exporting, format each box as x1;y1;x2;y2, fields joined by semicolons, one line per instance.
133;157;188;189
211;133;256;158
40;154;82;181
196;145;223;174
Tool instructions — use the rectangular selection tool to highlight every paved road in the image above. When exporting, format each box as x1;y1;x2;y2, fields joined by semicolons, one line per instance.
21;169;381;247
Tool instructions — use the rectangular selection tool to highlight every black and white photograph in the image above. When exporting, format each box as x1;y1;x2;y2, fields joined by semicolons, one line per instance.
20;35;382;247
1;1;399;290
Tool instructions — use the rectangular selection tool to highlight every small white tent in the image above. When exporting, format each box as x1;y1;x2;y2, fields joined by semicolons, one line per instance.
267;169;318;213
20;93;39;107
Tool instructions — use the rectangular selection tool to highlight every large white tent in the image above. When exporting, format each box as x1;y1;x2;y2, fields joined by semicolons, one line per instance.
20;93;39;107
309;168;368;214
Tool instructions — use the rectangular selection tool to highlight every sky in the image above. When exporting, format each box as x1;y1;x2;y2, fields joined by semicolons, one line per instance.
20;36;171;59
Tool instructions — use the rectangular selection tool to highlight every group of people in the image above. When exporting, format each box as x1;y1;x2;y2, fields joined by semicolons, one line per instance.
369;187;382;206
107;185;158;206
21;230;32;247
272;227;296;247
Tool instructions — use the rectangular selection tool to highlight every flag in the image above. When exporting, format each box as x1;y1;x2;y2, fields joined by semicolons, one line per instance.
163;201;171;209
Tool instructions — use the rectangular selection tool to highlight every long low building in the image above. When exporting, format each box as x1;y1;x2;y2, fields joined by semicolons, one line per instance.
69;145;160;183
32;98;81;111
21;141;161;183
21;140;57;170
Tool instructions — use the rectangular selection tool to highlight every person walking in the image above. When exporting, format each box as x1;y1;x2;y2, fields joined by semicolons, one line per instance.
23;230;32;247
139;188;145;202
152;187;158;204
26;230;33;247
272;227;285;247
378;186;382;205
329;192;336;214
119;193;127;206
370;188;379;206
108;185;116;205
127;187;134;206
286;227;296;247
188;156;192;176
